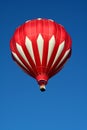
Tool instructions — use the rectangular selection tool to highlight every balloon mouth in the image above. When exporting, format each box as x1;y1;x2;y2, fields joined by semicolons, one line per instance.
36;74;48;92
38;80;47;92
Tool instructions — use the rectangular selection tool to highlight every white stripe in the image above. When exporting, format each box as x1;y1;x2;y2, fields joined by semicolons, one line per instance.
25;37;36;65
37;34;44;64
16;43;30;66
12;52;29;71
25;20;31;23
47;35;55;64
37;18;42;20
56;49;70;68
48;19;54;22
52;41;65;65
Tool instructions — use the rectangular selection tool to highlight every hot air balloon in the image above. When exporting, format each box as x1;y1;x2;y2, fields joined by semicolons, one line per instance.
10;18;72;91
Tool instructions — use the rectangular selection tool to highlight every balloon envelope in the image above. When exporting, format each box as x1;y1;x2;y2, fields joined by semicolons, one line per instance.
10;18;72;91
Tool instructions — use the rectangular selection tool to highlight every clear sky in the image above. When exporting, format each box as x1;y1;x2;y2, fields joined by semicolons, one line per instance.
0;0;87;130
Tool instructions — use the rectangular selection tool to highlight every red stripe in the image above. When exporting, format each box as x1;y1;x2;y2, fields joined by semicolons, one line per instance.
46;24;62;73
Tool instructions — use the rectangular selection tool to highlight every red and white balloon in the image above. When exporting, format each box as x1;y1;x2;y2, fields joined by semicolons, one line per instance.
10;18;72;91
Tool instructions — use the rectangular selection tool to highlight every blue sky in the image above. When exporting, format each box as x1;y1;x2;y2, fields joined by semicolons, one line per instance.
0;0;87;130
